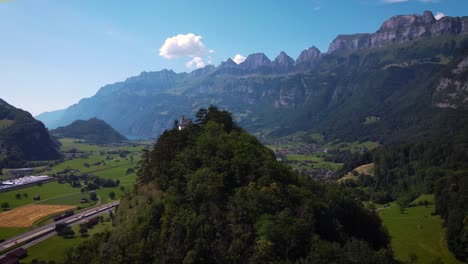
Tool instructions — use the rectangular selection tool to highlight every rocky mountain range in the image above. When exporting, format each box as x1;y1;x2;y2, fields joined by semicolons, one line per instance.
328;11;468;53
37;11;468;142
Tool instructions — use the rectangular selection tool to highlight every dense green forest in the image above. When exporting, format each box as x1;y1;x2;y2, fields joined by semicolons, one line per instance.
66;107;396;264
0;98;62;168
51;118;127;144
341;130;468;262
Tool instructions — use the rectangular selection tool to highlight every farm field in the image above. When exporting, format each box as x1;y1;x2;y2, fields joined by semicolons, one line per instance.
0;182;86;210
0;227;28;241
338;163;375;182
37;192;92;206
0;138;145;241
326;140;379;153
285;153;343;171
22;215;113;263
96;175;136;204
59;138;147;153
378;195;461;264
0;204;75;227
47;154;135;175
267;138;378;173
44;138;144;180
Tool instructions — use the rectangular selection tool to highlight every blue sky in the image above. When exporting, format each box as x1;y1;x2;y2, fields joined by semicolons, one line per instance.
0;0;466;115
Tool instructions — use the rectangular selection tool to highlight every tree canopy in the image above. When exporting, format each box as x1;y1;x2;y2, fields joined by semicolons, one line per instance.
67;107;395;264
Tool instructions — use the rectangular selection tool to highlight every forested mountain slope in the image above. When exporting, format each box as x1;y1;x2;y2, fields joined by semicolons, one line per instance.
0;98;61;167
51;118;127;144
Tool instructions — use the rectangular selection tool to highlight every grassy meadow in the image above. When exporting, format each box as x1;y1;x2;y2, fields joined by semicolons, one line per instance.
0;227;28;241
285;153;343;171
0;138;146;241
0;181;85;210
22;214;113;263
378;195;461;264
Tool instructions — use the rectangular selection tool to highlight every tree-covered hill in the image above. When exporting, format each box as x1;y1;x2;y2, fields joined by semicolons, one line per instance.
340;129;468;262
66;107;396;264
51;118;127;144
0;98;61;167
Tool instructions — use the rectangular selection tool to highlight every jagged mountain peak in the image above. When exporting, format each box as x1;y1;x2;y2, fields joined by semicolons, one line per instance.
240;53;272;69
423;10;436;22
296;46;322;64
328;11;468;54
188;65;216;77
274;51;294;66
221;58;237;67
378;10;435;33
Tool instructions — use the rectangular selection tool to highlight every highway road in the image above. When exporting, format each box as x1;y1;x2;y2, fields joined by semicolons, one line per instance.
0;201;119;254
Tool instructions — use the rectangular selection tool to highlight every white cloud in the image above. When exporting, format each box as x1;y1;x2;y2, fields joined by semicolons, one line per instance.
185;57;206;69
209;49;215;54
159;33;207;59
233;54;246;64
434;12;445;20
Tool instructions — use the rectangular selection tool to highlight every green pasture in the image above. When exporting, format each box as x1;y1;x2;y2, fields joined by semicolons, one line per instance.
22;216;113;263
285;154;343;171
0;227;28;241
0;182;83;210
378;195;461;264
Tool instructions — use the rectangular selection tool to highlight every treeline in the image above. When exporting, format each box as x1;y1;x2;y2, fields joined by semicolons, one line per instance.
56;173;120;191
341;130;468;262
66;106;396;264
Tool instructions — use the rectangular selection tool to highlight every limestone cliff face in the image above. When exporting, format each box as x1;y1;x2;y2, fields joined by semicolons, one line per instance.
239;53;272;70
327;34;371;54
215;51;320;75
328;11;468;53
273;52;295;73
433;55;468;109
295;47;322;70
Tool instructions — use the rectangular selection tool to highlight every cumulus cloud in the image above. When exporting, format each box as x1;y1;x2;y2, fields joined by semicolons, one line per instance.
185;57;206;69
434;12;445;20
159;33;207;59
233;54;246;64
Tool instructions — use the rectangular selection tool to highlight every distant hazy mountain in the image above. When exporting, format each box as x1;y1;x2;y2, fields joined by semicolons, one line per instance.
0;98;61;165
37;11;468;143
51;118;127;144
